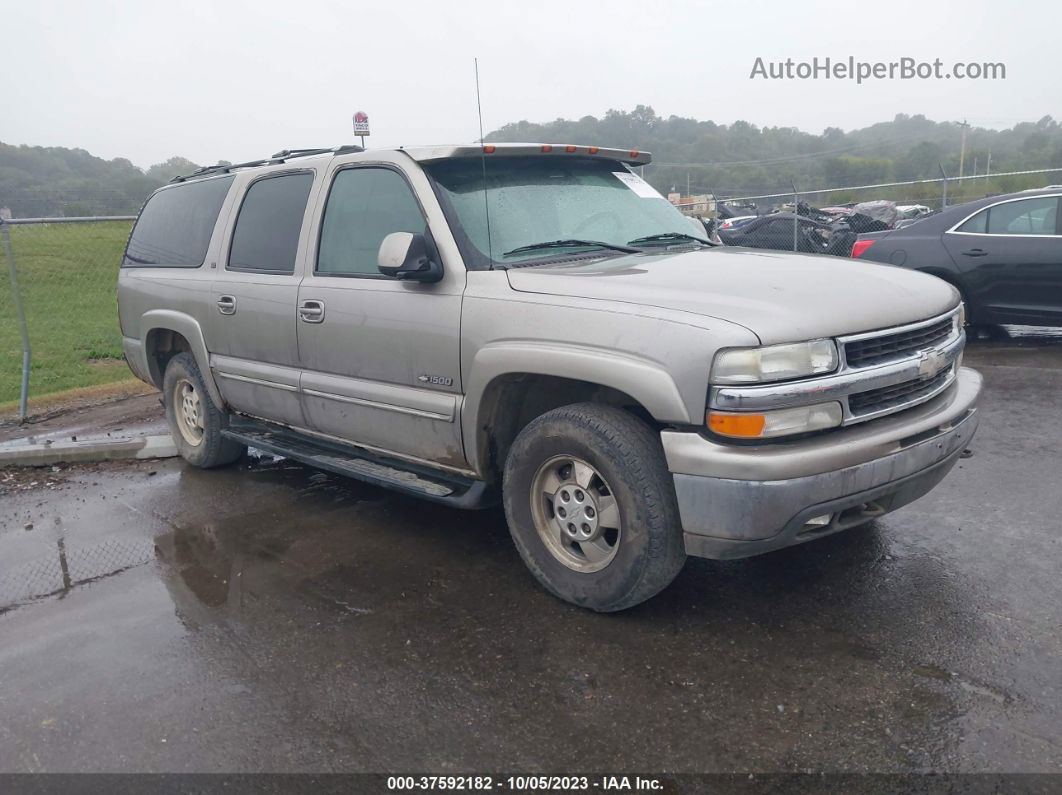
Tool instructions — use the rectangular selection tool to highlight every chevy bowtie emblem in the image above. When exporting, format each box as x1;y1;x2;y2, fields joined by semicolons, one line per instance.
917;349;947;379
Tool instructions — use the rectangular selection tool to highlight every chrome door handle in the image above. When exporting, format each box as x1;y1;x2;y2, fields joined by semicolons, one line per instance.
299;299;325;323
217;295;237;315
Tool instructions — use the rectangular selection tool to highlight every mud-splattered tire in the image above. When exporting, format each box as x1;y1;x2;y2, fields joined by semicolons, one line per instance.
162;352;245;468
502;403;687;612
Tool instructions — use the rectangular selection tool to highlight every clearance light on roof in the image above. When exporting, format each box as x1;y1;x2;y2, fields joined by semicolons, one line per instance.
588;146;599;154
541;145;553;152
629;150;640;158
565;145;577;153
482;145;496;154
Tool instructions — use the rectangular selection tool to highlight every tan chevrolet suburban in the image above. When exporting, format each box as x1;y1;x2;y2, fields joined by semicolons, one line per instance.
117;143;982;611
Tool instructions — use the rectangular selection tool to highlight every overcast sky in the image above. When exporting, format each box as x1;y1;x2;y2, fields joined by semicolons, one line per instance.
2;0;1056;168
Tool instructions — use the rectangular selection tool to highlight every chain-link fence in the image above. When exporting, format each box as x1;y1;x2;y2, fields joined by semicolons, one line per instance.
4;164;1061;419
679;166;1062;256
2;216;136;417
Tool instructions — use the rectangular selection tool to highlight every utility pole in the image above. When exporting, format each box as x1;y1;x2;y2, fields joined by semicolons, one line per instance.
957;119;970;179
986;151;992;180
686;172;690;201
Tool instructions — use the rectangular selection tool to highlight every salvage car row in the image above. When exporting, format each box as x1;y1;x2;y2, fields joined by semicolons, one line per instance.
711;189;1062;329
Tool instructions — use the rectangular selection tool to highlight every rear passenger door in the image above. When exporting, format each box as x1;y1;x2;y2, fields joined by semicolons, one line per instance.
210;170;317;427
943;195;1062;324
296;162;466;468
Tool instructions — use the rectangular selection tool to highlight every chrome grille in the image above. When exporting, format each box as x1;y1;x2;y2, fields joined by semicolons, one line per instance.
844;318;953;368
848;368;952;416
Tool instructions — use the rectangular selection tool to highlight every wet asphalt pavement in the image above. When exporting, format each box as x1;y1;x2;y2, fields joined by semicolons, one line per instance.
1;329;1060;775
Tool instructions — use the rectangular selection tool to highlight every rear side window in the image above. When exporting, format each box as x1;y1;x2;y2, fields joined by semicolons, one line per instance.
956;209;987;234
957;197;1060;235
987;197;1058;235
123;176;233;267
228;172;314;273
317;167;427;276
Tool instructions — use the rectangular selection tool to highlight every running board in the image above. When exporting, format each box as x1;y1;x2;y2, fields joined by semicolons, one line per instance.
222;417;495;510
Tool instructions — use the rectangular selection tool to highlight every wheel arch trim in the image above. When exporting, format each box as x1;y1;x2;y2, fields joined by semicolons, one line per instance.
139;309;225;408
462;342;691;475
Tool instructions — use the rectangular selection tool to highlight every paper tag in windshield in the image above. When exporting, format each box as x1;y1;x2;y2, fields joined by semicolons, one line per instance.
612;171;663;199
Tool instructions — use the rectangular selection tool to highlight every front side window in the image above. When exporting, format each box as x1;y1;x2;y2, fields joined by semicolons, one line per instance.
425;157;703;268
124;175;233;267
317;167;428;276
228;172;314;273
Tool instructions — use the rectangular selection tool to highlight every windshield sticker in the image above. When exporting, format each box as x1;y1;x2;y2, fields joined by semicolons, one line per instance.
612;171;663;199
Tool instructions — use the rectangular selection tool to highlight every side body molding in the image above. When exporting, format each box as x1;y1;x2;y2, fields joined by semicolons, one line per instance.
462;342;692;474
139;309;226;408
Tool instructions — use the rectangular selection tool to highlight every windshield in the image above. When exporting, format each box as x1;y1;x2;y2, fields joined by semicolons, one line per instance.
424;156;704;268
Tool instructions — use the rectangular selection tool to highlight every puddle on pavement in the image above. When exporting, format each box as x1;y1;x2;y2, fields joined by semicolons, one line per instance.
0;533;156;613
1;344;1053;772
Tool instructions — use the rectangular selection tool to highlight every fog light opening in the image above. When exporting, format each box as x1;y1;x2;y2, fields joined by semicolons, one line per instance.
803;514;833;530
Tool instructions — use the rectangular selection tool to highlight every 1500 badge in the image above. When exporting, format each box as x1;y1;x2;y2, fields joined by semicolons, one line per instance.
417;374;453;387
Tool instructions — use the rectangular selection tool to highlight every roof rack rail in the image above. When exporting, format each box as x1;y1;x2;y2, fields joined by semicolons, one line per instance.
169;159;268;183
270;148;334;159
169;144;367;183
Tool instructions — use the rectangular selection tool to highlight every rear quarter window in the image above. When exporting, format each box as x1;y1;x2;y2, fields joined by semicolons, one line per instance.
227;172;314;273
124;175;234;267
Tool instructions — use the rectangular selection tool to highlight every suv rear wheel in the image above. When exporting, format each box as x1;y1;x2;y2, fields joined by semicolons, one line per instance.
502;403;687;612
162;352;245;468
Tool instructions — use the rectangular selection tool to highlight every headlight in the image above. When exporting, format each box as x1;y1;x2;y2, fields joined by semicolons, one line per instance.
956;304;965;332
712;339;838;385
708;402;843;439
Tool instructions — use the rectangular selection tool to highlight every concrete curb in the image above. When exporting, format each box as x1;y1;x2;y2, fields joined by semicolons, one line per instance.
0;434;178;467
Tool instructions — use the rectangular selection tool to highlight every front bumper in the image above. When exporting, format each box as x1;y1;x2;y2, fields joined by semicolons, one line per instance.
663;367;982;560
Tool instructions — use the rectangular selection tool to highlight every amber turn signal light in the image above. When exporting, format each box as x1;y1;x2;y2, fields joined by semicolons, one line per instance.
707;412;767;438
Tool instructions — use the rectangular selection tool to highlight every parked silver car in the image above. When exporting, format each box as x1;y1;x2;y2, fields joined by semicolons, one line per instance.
117;143;982;611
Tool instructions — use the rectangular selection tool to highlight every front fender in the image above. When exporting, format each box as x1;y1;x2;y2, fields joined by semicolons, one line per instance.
139;309;225;408
462;342;691;473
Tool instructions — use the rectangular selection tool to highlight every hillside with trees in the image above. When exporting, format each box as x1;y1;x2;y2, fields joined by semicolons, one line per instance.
2;110;1061;217
488;108;1062;204
0;144;205;218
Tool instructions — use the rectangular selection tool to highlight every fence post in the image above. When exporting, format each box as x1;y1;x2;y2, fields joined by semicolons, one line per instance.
792;182;799;252
1;219;32;420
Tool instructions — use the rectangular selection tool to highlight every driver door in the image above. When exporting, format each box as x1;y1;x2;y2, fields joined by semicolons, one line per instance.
296;162;467;468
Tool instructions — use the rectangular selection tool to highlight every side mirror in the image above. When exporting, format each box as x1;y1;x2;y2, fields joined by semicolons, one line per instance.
377;232;443;283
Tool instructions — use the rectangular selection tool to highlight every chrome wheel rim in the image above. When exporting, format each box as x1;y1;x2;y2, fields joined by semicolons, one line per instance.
173;378;205;446
530;455;621;573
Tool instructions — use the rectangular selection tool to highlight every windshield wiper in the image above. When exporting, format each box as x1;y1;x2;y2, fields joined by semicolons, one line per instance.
502;239;641;258
626;232;715;247
123;253;157;265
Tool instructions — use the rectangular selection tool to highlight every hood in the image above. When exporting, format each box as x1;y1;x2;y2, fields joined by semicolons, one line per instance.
505;247;957;345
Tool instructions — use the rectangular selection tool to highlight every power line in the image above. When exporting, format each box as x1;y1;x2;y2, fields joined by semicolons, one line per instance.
653;138;914;168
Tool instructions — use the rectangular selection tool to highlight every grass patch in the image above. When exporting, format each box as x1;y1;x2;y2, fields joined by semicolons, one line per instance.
0;221;134;403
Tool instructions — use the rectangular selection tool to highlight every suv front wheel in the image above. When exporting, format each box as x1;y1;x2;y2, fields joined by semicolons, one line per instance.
502;403;687;612
162;352;245;468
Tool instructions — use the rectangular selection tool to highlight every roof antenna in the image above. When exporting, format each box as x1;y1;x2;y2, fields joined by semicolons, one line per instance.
475;57;495;270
